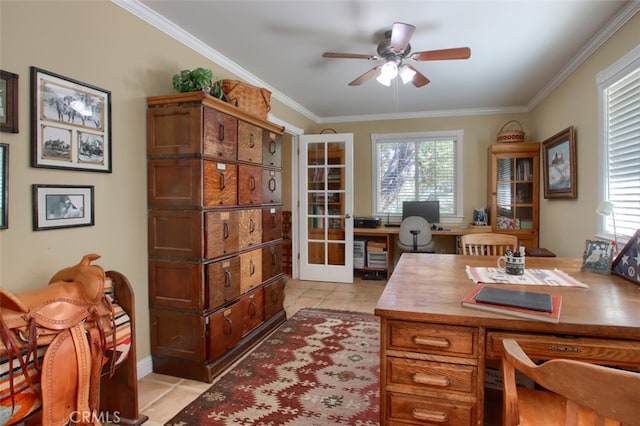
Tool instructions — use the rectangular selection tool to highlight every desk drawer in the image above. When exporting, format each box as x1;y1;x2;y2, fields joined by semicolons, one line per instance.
487;332;640;367
387;357;477;394
388;321;478;357
387;392;474;425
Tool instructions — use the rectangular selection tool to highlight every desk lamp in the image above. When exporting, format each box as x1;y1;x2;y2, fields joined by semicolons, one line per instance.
596;201;618;254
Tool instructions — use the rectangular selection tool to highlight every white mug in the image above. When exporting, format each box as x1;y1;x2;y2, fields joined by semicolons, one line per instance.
497;255;525;275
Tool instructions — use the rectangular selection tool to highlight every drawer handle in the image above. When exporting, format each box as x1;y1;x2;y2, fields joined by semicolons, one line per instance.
249;134;255;148
249;218;255;233
223;222;230;240
271;250;277;267
250;176;256;191
271;288;279;302
218;123;225;141
224;269;231;288
271;214;276;229
412;373;451;387
219;172;226;190
250;259;255;276
269;177;276;192
549;345;582;353
223;315;233;335
249;297;257;318
269;140;276;154
413;336;451;348
411;408;448;423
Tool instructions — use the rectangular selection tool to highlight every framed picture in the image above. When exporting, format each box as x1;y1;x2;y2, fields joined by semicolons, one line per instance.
581;239;614;274
0;70;19;133
0;143;8;229
542;126;576;199
32;184;94;231
611;229;640;285
31;67;111;172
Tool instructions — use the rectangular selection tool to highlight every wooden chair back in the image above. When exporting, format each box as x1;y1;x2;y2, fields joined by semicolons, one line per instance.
501;338;640;426
460;232;517;256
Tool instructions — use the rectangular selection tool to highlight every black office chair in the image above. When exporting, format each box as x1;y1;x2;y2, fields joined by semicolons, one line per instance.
398;216;434;253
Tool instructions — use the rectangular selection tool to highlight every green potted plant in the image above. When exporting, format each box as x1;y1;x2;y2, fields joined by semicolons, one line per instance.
172;68;226;101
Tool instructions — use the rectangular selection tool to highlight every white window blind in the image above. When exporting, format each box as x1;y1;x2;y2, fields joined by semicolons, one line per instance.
371;131;463;223
599;46;640;240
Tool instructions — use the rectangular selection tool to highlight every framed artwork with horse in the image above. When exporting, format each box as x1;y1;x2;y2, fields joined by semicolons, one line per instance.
32;184;95;231
30;67;112;172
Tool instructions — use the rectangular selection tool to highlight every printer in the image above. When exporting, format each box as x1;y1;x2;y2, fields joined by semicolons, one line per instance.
354;217;381;228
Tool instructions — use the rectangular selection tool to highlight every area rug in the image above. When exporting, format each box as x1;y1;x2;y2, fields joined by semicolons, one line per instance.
166;308;380;425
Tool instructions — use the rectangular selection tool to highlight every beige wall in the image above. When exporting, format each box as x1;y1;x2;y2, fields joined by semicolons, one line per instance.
530;11;640;257
1;1;637;363
306;114;532;221
0;0;312;362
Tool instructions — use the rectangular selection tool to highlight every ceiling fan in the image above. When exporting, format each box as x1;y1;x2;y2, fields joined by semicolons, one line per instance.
322;22;471;88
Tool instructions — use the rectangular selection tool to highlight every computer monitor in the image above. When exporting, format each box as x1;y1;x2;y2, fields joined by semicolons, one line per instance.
402;200;440;224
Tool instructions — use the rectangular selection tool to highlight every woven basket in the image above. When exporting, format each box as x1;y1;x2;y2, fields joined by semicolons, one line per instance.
221;79;271;120
497;120;525;143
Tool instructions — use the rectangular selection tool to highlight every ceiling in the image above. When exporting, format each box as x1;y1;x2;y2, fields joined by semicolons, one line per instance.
121;0;638;123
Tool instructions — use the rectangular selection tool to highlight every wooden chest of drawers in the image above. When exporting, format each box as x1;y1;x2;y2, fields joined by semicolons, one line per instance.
147;92;286;382
381;319;480;425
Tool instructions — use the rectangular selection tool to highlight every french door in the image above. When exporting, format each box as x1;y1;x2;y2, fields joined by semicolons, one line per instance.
298;133;353;283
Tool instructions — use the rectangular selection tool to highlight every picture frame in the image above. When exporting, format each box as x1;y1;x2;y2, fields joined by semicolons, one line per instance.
32;184;94;231
0;70;19;133
0;143;8;229
31;67;111;172
542;126;577;199
611;229;640;285
581;239;614;274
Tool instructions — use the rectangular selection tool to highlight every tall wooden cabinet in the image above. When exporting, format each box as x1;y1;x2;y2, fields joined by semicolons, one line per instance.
487;142;540;248
146;92;286;382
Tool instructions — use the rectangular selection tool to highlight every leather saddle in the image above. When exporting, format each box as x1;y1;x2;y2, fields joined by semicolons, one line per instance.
0;254;115;426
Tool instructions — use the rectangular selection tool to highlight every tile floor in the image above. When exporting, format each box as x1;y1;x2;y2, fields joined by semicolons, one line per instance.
135;274;387;425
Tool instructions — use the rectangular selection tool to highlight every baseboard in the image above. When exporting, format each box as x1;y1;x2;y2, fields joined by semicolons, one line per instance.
137;355;154;380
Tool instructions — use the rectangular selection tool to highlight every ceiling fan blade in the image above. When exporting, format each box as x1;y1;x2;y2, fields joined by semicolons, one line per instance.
390;22;415;52
348;66;382;86
406;65;430;87
323;52;378;60
411;47;471;61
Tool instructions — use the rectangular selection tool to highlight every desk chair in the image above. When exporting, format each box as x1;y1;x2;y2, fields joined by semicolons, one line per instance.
460;232;517;256
398;216;434;253
501;338;640;426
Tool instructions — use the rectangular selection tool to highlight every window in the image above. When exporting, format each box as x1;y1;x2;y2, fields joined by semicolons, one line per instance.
598;45;640;242
371;130;463;224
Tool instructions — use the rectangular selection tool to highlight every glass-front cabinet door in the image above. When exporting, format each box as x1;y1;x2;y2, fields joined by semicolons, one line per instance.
489;142;540;247
299;133;354;283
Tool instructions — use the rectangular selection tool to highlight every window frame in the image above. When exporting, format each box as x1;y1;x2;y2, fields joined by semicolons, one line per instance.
371;130;464;225
597;44;640;243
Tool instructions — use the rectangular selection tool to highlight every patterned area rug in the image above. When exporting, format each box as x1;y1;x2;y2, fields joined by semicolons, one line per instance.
166;308;380;425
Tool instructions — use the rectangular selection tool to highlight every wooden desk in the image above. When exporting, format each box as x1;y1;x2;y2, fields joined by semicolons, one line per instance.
375;253;640;425
354;226;489;278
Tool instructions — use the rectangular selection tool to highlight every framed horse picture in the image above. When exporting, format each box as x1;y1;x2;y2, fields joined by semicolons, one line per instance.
30;67;112;172
32;184;95;230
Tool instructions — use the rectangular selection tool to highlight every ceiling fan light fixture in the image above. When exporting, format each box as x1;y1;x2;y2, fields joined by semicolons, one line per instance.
399;65;416;84
376;74;392;86
380;61;398;79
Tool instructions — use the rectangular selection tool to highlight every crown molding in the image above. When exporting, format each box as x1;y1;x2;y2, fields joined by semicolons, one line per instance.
111;0;320;122
528;0;640;110
316;106;529;124
114;0;638;123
